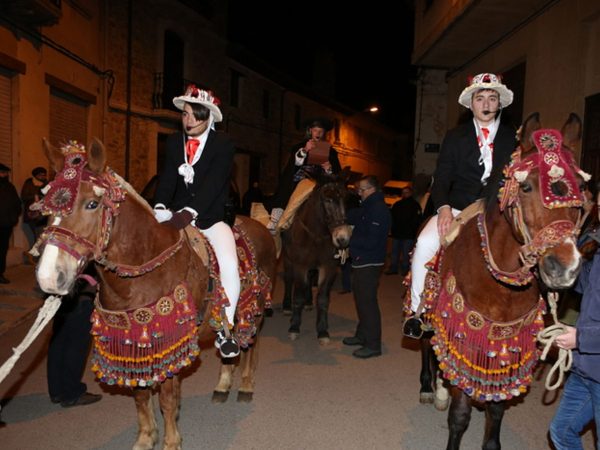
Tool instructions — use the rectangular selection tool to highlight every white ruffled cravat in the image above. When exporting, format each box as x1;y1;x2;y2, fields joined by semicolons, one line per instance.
178;116;214;185
474;117;499;184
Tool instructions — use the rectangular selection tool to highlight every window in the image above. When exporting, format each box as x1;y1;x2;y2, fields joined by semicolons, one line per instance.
49;88;88;146
230;70;243;107
294;104;301;130
262;89;270;119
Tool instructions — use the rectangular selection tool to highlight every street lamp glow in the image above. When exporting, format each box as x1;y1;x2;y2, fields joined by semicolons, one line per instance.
367;106;379;113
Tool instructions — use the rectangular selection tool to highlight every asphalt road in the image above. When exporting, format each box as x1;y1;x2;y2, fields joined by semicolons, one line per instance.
0;270;594;450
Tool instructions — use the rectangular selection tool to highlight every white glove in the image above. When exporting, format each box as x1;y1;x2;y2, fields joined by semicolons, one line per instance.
153;207;173;223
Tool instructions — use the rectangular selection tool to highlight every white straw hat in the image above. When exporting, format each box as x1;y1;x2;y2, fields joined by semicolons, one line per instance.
458;73;513;109
173;84;223;122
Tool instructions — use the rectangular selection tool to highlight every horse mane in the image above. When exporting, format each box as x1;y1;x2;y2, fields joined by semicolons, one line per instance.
112;172;154;214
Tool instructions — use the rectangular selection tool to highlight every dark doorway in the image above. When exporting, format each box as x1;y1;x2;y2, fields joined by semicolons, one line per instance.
501;62;526;130
582;92;600;181
163;30;184;111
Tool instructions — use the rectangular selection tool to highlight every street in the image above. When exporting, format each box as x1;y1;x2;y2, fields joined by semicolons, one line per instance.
0;267;594;450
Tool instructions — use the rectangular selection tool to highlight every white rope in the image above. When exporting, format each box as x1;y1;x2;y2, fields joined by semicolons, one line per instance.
0;295;62;390
537;291;572;391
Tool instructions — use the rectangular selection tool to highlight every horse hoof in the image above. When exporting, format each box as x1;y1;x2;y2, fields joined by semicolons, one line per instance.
419;392;434;404
237;391;253;403
282;309;292;316
211;390;230;403
264;308;274;317
318;336;330;346
289;332;299;341
434;398;449;411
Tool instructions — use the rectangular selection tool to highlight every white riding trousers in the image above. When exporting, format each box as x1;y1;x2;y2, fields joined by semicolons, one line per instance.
410;208;460;312
200;221;240;325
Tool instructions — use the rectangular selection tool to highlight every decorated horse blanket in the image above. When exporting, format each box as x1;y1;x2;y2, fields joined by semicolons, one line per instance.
90;223;272;387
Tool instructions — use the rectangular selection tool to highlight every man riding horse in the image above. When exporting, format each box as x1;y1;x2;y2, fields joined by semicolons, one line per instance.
404;73;517;335
152;85;241;358
266;117;341;234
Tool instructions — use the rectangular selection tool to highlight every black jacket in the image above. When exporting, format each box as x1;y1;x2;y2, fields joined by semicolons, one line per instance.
431;121;515;211
0;178;22;228
347;191;391;267
390;196;422;240
154;130;235;229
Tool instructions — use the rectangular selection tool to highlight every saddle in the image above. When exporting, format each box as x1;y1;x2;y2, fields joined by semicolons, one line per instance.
440;199;485;247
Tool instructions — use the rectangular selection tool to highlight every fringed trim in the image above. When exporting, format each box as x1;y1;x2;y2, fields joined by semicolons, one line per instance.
90;282;199;387
427;270;546;401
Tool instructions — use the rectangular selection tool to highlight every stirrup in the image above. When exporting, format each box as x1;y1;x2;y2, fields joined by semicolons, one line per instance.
402;315;425;339
215;329;240;358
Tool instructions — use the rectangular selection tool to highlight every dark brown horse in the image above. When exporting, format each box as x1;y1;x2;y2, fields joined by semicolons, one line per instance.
281;174;352;344
35;139;276;450
416;113;584;450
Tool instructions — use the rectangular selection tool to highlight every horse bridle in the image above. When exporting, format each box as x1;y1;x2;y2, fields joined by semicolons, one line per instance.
480;141;584;286
34;168;184;278
298;183;348;240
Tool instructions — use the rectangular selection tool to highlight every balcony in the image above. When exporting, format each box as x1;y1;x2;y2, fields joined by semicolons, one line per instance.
152;73;209;111
1;0;62;28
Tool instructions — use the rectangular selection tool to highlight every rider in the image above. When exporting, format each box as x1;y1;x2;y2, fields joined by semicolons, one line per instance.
404;73;516;336
153;85;240;358
266;117;341;233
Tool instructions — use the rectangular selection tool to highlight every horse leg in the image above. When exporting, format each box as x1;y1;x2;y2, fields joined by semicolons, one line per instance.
289;272;308;339
419;337;434;403
304;269;317;311
237;337;260;402
212;360;235;403
159;376;182;450
446;387;472;450
133;389;158;450
282;257;294;315
482;400;505;450
316;267;336;344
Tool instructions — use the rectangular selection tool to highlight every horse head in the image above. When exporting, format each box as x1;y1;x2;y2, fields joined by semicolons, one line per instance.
499;112;586;289
313;167;352;249
35;138;126;294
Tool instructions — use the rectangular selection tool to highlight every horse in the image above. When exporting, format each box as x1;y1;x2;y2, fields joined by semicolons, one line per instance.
34;139;276;450
281;173;352;344
414;113;585;450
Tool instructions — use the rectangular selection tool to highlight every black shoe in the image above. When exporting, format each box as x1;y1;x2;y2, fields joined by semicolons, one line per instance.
215;329;240;358
50;396;61;404
61;392;102;408
403;316;424;339
0;275;9;284
384;270;398;275
352;347;382;359
342;336;364;346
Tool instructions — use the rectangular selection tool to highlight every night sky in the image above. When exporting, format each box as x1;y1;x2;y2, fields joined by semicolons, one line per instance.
227;2;416;134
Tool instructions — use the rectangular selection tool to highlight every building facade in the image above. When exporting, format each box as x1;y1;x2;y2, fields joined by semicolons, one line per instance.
412;0;600;179
0;0;403;266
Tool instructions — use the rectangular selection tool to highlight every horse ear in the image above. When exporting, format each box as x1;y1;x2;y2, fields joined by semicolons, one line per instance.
337;166;352;184
88;137;107;174
519;112;541;149
43;138;64;172
561;113;582;150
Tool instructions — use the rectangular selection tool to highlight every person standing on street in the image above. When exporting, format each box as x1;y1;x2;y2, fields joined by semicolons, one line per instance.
0;163;22;284
343;176;390;358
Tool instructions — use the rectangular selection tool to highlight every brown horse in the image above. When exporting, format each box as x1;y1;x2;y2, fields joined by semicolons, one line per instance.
282;174;352;344
416;113;585;450
35;139;276;450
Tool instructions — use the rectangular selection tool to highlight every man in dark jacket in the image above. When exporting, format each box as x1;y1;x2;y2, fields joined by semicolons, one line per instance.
343;176;391;358
21;166;48;252
407;73;516;325
550;232;600;448
153;85;240;358
0;163;22;284
386;186;422;275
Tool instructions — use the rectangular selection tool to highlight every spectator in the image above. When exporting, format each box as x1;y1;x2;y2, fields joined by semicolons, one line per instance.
241;181;263;216
21;166;48;258
0;163;22;284
386;186;422;275
342;176;391;358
